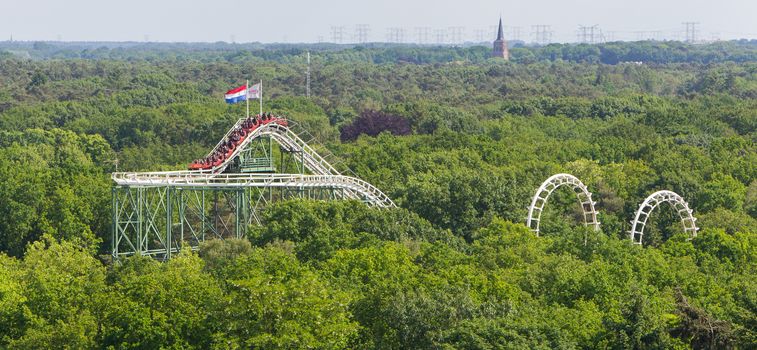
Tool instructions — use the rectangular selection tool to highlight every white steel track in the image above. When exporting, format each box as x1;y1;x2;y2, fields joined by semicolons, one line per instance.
629;190;697;245
186;119;340;176
112;173;396;208
113;118;396;208
526;173;600;235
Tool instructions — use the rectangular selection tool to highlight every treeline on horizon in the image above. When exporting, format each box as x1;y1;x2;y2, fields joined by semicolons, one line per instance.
0;42;754;348
2;39;757;64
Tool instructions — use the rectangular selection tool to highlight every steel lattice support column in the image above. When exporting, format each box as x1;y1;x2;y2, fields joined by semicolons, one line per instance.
112;184;361;260
111;118;396;261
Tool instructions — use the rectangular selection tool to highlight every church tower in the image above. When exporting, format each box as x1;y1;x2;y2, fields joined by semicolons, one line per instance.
492;17;509;60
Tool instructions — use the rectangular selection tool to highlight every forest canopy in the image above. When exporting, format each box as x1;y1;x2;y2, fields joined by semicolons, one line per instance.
0;42;754;348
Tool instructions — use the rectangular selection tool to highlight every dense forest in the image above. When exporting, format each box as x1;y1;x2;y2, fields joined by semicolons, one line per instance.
3;39;757;64
0;41;755;348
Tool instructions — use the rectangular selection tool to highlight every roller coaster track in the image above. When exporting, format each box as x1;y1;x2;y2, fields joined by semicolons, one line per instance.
112;173;395;208
112;117;396;208
630;190;698;245
112;116;395;260
525;173;698;246
201;118;344;176
526;173;600;235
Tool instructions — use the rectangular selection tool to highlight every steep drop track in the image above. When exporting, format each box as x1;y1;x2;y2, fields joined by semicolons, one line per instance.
112;116;396;208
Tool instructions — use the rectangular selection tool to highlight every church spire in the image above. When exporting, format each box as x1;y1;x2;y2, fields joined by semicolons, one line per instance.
497;17;504;41
492;17;509;60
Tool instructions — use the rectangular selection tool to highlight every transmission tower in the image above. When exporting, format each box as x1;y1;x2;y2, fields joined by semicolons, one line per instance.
510;26;522;41
448;26;465;45
434;29;446;44
531;25;552;45
414;27;431;44
386;27;406;43
474;29;485;42
578;25;602;44
683;22;699;43
355;24;370;44
330;26;345;43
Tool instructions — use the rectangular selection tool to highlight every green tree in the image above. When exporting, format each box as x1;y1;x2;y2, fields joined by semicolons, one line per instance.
104;250;223;349
216;247;357;349
6;237;106;349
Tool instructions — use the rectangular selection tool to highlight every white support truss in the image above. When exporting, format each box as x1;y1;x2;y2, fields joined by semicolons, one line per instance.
120;119;394;207
112;173;396;208
629;190;698;245
526;173;600;235
195;119;342;176
111;117;397;260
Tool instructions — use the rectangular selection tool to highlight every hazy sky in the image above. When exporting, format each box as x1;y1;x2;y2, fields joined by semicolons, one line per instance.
2;0;756;43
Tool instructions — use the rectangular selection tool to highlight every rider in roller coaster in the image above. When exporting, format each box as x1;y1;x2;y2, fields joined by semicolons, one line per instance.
188;113;287;170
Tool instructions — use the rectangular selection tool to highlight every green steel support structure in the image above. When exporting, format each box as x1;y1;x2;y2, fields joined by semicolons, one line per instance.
111;119;395;261
112;184;348;260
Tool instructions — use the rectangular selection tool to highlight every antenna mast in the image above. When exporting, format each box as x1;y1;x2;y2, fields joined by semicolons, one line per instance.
306;51;311;98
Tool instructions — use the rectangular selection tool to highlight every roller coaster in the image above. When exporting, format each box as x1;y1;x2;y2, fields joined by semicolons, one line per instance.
111;114;395;260
112;114;699;260
526;173;698;245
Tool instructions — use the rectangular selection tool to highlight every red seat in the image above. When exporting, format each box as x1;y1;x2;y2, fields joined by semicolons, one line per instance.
188;116;288;172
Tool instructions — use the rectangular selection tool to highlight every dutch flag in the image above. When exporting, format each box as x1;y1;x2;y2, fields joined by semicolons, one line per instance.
224;85;248;104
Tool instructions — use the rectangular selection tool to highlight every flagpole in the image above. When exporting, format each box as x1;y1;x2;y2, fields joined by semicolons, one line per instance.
259;80;263;115
245;80;249;118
